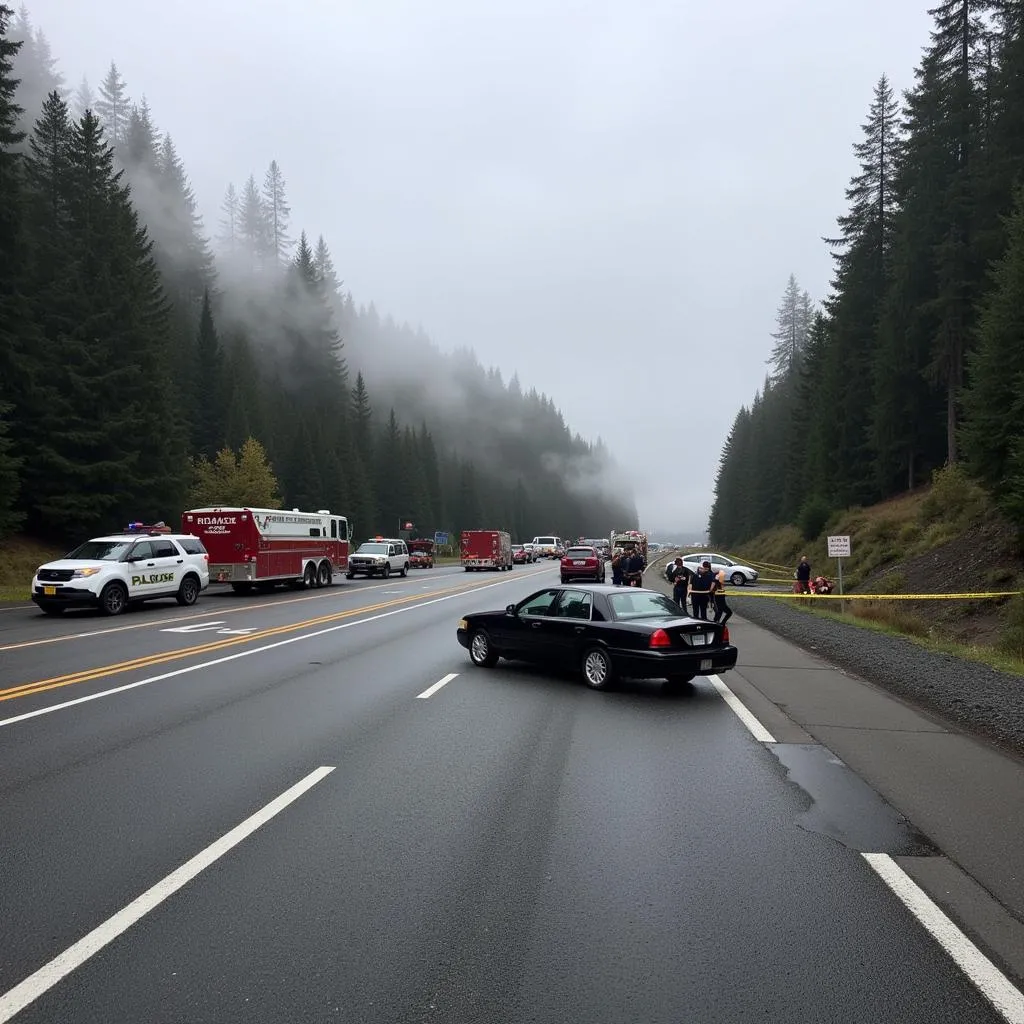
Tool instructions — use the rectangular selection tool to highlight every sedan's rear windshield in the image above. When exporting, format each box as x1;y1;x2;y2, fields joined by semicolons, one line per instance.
65;540;133;561
608;591;680;620
565;548;596;558
357;543;387;554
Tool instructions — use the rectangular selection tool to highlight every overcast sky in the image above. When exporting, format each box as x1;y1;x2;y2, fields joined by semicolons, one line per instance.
23;0;933;535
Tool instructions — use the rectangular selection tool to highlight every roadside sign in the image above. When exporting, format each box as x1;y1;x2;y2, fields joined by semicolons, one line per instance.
434;531;449;546
827;535;851;558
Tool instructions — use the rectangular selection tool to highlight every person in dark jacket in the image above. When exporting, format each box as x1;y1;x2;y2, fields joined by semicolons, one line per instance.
668;557;691;612
795;555;811;594
690;560;714;619
627;549;644;586
611;551;624;586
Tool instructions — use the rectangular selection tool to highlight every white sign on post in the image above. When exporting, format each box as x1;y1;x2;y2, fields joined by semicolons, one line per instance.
827;535;851;558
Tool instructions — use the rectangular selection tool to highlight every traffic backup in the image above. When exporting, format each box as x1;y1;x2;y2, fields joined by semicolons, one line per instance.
457;584;737;690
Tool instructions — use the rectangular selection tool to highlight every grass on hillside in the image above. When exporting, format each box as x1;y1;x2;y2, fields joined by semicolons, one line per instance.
719;465;1024;669
0;536;64;602
728;466;1001;590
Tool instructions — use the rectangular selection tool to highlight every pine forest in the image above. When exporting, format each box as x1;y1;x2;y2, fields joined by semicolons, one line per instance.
0;5;638;546
710;0;1024;548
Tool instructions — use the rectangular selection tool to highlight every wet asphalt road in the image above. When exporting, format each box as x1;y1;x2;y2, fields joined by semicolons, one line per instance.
0;564;1007;1023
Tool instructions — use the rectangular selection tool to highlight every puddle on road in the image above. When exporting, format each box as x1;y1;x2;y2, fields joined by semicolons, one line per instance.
769;743;937;857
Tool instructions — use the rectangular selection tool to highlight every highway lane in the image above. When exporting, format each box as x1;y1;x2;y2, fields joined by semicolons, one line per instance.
0;565;551;716
0;567;1012;1022
0;563;477;649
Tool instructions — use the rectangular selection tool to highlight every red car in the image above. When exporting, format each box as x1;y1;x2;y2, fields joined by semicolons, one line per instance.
560;545;606;584
512;544;529;564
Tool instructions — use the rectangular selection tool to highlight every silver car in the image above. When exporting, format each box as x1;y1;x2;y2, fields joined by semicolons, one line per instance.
666;553;759;586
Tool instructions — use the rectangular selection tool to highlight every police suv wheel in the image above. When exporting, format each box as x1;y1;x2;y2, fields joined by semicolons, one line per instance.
176;575;200;607
99;581;128;616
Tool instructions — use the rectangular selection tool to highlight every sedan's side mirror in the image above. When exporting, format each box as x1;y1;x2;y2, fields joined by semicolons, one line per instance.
506;603;516;616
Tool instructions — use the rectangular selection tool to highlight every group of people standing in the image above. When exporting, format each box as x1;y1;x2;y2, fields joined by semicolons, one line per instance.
610;548;646;587
666;558;732;624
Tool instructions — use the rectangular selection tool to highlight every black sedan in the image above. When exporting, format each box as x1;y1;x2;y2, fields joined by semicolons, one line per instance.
456;584;738;690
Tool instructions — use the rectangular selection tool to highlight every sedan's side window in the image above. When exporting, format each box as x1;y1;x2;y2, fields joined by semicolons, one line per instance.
519;589;561;616
555;591;592;620
712;556;728;566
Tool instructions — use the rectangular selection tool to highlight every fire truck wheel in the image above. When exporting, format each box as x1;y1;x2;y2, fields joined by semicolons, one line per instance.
231;583;253;594
98;581;128;616
302;563;316;588
317;561;332;587
176;575;201;606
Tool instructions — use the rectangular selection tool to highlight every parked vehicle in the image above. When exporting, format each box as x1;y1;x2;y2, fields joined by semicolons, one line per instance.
531;535;563;559
461;530;513;571
456;584;738;690
181;506;349;593
409;539;435;568
32;521;210;616
669;552;758;587
560;545;606;583
347;538;410;578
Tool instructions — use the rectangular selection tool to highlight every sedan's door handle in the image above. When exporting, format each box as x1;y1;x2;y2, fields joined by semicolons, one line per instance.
574;626;585;633
531;621;543;629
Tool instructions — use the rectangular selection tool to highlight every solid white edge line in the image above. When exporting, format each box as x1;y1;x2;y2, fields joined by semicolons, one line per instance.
416;672;458;699
863;852;1024;1023
0;570;549;730
707;673;776;743
0;765;336;1024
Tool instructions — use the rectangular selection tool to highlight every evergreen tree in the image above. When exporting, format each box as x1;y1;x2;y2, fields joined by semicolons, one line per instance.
262;158;291;264
766;274;811;383
236;172;268;272
313;233;341;294
218;181;239;255
192;288;225;458
961;180;1024;491
71;75;92;119
95;61;130;154
9;8;64;133
122;97;158;173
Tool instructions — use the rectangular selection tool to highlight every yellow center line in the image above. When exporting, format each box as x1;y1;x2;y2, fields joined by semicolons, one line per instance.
0;569;548;704
0;570;467;654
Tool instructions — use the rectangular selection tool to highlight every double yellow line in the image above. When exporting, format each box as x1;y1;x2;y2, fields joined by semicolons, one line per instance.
0;573;536;705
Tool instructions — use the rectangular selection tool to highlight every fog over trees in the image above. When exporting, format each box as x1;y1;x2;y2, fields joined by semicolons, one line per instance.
0;5;637;544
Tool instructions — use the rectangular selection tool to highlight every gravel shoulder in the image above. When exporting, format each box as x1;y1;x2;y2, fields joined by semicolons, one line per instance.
647;568;1024;759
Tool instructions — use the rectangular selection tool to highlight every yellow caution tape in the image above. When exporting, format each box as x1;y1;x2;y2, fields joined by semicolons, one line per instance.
730;590;1022;601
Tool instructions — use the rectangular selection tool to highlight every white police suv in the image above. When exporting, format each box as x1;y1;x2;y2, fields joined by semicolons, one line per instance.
31;522;211;616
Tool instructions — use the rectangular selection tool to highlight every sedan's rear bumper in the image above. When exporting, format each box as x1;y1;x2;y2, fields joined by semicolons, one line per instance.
610;645;738;679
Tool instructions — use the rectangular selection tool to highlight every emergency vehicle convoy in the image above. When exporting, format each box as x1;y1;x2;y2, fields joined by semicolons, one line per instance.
461;530;513;571
181;507;350;593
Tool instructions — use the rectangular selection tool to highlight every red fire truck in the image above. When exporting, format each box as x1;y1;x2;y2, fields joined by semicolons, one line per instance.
181;507;350;593
461;529;513;571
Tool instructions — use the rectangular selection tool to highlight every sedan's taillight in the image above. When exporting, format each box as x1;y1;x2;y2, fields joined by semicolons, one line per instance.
649;628;671;648
721;626;730;644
